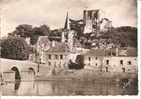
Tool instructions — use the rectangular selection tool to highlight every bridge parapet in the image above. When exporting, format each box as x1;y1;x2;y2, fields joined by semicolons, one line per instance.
0;58;38;81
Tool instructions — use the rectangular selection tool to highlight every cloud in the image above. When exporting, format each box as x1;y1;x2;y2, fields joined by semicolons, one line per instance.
0;0;137;37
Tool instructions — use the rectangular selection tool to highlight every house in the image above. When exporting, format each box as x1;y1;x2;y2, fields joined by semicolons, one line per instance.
102;47;137;73
103;56;137;73
84;49;105;71
45;42;71;69
83;47;137;73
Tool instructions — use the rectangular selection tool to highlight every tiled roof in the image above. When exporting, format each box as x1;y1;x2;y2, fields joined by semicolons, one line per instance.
46;42;70;53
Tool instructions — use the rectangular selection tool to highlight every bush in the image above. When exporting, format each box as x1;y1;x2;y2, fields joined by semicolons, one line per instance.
0;37;30;60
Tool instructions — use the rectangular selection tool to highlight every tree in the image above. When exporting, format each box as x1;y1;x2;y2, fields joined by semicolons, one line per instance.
12;24;33;38
30;25;50;45
0;37;30;60
40;24;50;36
75;55;84;69
68;55;84;69
9;24;50;45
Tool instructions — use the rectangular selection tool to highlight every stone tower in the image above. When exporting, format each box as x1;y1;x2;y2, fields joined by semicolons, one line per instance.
83;9;100;34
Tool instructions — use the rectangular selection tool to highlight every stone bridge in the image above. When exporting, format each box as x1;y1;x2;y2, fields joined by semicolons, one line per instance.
0;58;38;82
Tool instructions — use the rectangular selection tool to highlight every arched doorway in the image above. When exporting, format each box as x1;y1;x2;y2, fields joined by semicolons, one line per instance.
28;68;35;81
28;68;35;75
11;67;21;81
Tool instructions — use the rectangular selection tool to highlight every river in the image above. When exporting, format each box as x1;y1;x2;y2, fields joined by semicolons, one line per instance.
0;78;138;96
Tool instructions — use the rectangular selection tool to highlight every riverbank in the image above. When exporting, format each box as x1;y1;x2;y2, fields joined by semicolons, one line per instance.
35;69;138;81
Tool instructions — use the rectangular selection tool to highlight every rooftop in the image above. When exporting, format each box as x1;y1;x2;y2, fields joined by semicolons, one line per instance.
46;42;70;53
84;49;105;56
84;47;137;57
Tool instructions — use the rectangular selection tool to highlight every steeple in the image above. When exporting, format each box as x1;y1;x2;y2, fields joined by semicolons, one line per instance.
64;12;70;30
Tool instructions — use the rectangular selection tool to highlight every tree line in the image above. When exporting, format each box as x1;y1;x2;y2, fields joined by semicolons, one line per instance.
0;23;137;61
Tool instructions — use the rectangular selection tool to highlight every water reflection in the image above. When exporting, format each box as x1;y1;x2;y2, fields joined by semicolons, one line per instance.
14;81;21;90
1;78;138;96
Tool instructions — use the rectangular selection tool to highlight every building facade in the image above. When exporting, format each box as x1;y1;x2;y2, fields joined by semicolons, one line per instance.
84;48;137;73
44;43;71;69
102;56;137;73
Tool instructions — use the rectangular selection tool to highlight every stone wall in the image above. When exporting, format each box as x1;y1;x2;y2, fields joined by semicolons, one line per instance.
84;56;137;73
103;57;137;73
45;53;69;69
3;71;15;82
0;58;38;81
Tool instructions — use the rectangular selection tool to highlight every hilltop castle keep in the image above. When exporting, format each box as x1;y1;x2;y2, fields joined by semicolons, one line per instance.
83;9;112;34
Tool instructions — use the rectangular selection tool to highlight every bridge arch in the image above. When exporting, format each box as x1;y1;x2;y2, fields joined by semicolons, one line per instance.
28;67;35;75
11;66;21;81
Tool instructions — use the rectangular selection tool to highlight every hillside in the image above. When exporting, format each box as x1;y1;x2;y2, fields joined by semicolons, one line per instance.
80;26;137;48
100;26;137;47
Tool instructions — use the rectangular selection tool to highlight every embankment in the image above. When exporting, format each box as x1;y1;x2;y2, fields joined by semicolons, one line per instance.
35;69;138;81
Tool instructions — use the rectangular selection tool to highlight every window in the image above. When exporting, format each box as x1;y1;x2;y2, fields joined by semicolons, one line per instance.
120;60;123;65
88;57;91;61
122;68;125;72
106;67;108;72
128;61;131;65
106;60;109;65
55;55;58;59
96;63;97;66
48;54;51;59
60;55;63;59
95;57;98;60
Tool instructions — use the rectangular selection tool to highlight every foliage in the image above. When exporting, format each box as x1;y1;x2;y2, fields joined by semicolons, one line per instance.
100;26;137;47
0;37;30;60
9;24;32;38
9;24;50;45
68;55;84;69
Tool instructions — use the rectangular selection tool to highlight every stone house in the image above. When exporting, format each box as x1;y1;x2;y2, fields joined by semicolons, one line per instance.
103;57;137;73
83;47;137;73
45;42;71;69
84;49;105;71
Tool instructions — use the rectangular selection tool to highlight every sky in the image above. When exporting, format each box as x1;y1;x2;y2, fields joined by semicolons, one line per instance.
0;0;137;37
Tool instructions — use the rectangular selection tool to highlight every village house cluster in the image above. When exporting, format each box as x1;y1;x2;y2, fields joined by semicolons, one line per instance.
27;9;137;74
